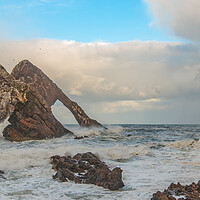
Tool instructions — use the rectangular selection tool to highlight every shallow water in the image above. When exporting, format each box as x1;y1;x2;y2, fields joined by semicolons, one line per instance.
0;124;200;199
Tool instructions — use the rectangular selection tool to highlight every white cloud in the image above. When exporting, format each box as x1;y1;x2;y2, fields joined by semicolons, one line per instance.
99;98;164;114
144;0;200;41
1;39;200;123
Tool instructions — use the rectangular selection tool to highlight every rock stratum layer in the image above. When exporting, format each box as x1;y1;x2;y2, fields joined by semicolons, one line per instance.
51;152;124;190
0;60;103;141
151;181;200;200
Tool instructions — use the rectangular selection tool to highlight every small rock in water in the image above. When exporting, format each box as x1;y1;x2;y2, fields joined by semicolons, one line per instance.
151;181;200;200
50;152;124;190
0;170;6;179
74;136;89;140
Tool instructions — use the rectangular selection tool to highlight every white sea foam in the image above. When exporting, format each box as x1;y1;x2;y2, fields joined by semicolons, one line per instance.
106;125;124;133
67;126;104;137
1;124;200;200
63;144;150;161
0;118;9;137
167;139;200;149
0;139;151;171
65;125;124;137
0;194;10;200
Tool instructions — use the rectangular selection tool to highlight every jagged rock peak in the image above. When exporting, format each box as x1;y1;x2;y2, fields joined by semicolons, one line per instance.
12;60;50;79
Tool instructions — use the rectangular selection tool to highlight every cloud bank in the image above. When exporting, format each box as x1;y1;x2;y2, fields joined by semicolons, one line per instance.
145;0;200;41
1;39;200;123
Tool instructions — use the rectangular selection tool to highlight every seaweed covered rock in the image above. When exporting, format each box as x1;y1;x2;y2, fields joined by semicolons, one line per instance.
151;181;200;200
50;152;124;190
12;60;103;128
0;65;73;141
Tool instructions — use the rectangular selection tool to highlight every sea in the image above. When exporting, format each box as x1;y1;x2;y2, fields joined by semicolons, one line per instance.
0;122;200;200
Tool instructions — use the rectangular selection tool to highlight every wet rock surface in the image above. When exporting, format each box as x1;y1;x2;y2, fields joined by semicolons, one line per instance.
12;60;103;128
151;181;200;200
50;152;124;190
0;64;73;141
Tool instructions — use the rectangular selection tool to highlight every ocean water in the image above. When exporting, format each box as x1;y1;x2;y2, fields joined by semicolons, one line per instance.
0;123;200;200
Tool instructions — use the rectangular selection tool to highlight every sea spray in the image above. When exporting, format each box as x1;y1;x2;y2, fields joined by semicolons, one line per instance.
0;118;9;137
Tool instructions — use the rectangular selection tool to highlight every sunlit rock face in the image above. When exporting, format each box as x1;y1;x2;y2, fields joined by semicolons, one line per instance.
0;64;73;142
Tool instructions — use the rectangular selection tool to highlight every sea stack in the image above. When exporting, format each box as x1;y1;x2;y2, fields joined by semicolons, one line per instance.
0;64;73;141
0;60;103;141
11;60;103;128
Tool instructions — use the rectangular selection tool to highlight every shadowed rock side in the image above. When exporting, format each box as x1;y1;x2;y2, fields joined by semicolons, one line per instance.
51;152;124;190
151;181;200;200
0;65;73;141
11;60;103;128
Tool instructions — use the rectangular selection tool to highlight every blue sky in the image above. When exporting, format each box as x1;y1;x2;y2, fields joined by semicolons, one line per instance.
1;0;200;124
0;0;176;42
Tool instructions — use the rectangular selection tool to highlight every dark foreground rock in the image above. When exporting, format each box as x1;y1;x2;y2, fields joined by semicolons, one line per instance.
151;181;200;200
0;65;73;141
50;152;124;190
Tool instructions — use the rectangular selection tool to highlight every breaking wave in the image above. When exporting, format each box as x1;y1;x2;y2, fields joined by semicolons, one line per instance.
1;124;200;200
167;139;200;149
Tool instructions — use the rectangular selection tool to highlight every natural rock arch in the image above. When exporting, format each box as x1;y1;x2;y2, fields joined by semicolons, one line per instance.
11;60;102;128
0;60;103;141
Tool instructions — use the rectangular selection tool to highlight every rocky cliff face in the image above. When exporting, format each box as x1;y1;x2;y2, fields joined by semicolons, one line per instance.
11;60;103;128
0;65;73;141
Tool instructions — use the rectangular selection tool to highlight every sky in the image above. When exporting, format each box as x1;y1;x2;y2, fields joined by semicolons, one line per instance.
1;0;200;124
0;0;178;42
